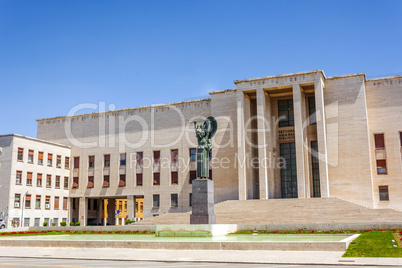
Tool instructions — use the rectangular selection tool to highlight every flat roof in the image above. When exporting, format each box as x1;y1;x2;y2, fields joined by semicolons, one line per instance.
233;70;326;84
0;134;71;149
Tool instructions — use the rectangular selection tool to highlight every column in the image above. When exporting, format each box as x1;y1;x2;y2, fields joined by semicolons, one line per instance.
314;77;330;197
293;84;306;198
78;197;87;226
127;195;135;220
256;88;268;199
265;94;275;199
236;90;247;200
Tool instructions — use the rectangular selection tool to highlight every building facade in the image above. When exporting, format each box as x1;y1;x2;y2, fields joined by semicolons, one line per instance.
34;70;402;225
0;134;71;227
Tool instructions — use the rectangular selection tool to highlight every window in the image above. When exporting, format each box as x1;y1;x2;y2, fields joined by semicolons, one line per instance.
310;141;321;197
209;150;212;160
209;169;213;180
54;197;59;209
136;173;143;186
56;155;62;168
63;197;68;209
74;157;80;168
17;148;23;161
37;173;42;187
45;196;50;209
379;186;389;201
171;149;178;163
189;193;192;207
119;174;126;187
47;153;53;166
136;152;143;166
24;218;30;227
171;194;178;207
189;170;196;184
72;177;79;189
153;173;160;185
28;150;34;163
278;99;294;127
34;218;40;227
190;148;196;161
376;160;387;175
46;175;52;187
53;218;58;226
35;195;41;208
55;176;60;188
120;153;126;166
87;176;94;188
171;171;178;185
64;176;68;189
153;194;160;208
308;96;316;125
27;172;33;185
103;175;109;187
65;157;70;169
25;194;31;208
15;194;21;208
374;133;385;149
400;132;402;146
104;154;110;167
88;155;95;168
38;152;43;165
16;171;22;184
153;151;160;163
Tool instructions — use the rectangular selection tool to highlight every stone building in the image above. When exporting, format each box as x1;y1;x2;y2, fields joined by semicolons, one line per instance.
35;70;402;225
0;134;70;227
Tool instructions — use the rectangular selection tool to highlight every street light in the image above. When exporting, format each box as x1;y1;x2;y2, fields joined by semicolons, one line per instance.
20;191;28;228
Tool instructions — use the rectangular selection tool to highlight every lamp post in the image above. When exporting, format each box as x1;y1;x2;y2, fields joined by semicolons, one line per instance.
20;191;28;228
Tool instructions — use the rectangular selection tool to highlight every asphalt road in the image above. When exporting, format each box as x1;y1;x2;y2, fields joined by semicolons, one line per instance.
0;257;392;268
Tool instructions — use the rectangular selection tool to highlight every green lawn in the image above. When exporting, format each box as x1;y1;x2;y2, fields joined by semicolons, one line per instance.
343;231;402;258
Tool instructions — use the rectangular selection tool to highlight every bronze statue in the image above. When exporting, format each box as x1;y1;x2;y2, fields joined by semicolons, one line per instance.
193;116;217;179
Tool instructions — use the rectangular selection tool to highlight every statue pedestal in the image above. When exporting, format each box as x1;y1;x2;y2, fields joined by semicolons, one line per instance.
190;179;216;224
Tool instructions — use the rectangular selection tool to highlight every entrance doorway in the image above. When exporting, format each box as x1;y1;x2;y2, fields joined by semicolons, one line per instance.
135;197;144;220
280;142;298;198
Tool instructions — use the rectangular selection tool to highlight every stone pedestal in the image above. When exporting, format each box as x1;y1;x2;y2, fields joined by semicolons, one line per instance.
190;179;216;224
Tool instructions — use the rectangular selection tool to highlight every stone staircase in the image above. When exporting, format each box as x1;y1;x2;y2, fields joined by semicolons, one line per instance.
136;197;402;225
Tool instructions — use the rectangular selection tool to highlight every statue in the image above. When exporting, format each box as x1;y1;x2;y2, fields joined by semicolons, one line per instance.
193;116;217;179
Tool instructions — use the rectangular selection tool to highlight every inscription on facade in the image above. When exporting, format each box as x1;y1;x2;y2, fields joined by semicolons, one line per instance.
278;127;295;143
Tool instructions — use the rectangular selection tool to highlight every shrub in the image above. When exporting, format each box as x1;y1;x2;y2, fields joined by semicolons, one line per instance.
60;222;67;226
125;219;135;225
69;222;75;226
75;222;80;226
43;222;48;227
52;223;56;226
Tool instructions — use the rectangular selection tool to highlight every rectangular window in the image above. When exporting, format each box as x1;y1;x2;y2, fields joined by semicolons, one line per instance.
87;176;94;188
209;169;213;180
376;159;387;175
379;186;389;201
45;196;50;209
64;176;68;189
278;99;294;127
104;154;110;167
38;152;43;165
103;175;110;187
34;218;40;227
27;172;33;185
46;175;52;187
189;193;192;207
17;148;23;161
37;173;42;187
63;197;68;209
14;194;21;208
153;173;160;185
171;194;178;207
153;194;160;208
374;133;385;149
308;96;316;125
28;150;34;163
136;173;143;186
54;197;59;209
47;153;53;166
120;153;126;166
72;177;79;189
16;170;22;184
74;157;80;168
171;149;178;163
25;194;31;208
24;218;30;227
35;195;41;208
189;170;196;184
55;176;60;188
65;157;70;169
153;151;160;163
136;152;143;166
119;174;126;187
190;148;196;161
311;141;321;197
56;155;62;168
88;155;95;168
171;171;178;185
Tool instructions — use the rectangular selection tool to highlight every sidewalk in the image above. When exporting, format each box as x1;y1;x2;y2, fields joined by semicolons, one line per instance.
0;247;401;266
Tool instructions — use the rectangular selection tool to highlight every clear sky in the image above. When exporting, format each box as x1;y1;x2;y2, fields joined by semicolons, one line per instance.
1;0;401;138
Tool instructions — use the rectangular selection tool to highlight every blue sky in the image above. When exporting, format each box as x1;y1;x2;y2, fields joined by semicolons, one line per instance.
1;0;401;138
